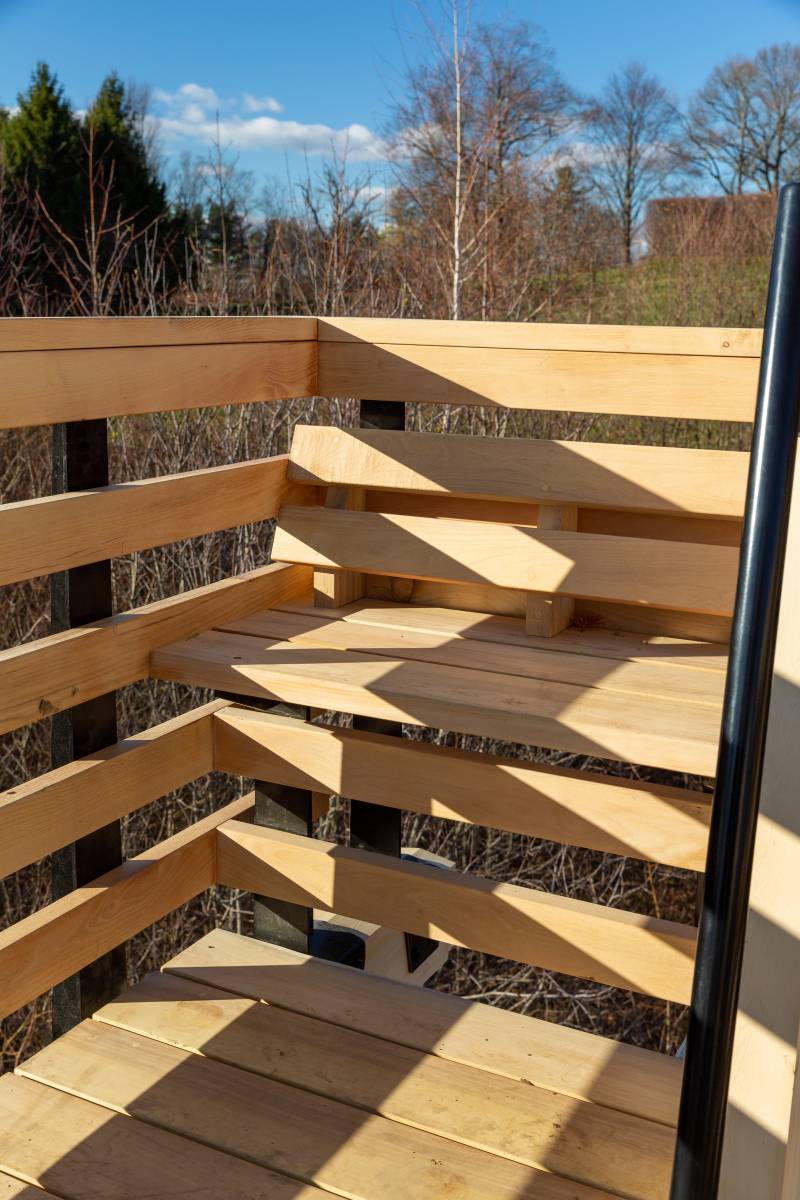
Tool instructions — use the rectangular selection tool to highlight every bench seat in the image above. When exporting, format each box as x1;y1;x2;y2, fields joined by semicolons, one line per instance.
0;928;682;1200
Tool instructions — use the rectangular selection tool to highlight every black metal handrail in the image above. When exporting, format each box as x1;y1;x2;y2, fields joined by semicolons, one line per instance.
670;182;800;1197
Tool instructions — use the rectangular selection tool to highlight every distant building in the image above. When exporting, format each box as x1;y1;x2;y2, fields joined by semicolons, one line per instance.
645;193;777;258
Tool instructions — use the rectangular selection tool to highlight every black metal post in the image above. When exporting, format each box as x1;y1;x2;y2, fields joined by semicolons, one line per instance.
51;419;125;1036
353;400;437;972
670;182;800;1198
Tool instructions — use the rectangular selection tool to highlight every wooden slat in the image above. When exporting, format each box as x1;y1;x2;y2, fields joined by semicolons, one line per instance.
93;971;674;1200
0;456;304;586
217;821;697;1001
0;794;253;1020
0;702;224;879
0;561;311;736
213;707;711;869
0;1075;325;1200
0;341;315;428
292;599;729;673
222;607;725;706
0;314;316;352
318;341;759;421
164;929;683;1126
273;505;739;615
0;1171;60;1199
152;628;722;773
318;317;762;357
364;575;734;642
18;1021;619;1200
289;426;750;517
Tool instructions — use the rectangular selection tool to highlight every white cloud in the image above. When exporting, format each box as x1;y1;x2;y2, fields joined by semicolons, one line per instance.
243;93;283;114
152;83;385;161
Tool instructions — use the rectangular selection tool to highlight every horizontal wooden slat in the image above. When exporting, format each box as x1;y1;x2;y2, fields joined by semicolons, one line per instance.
0;315;316;352
289;426;750;517
0;560;311;735
214;708;711;869
0;703;224;879
273;505;739;615
292;599;729;672
0;1075;325;1200
224;606;725;705
217;821;697;1001
96;969;675;1200
19;1021;618;1200
164;929;683;1126
152;628;722;773
0;456;306;586
0;340;315;428
319;317;762;357
318;341;759;420
0;794;253;1020
0;1170;60;1199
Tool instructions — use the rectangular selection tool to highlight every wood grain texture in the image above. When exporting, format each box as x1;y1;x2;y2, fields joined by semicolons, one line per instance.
0;794;253;1019
221;606;726;705
91;972;674;1200
0;561;312;735
0;1171;61;1199
289;425;750;517
273;505;739;615
0;314;316;352
213;707;711;868
216;822;697;1001
318;317;762;357
0;1075;325;1200
1;340;315;428
151;627;722;773
164;928;683;1126
0;702;223;879
318;341;759;420
312;485;366;607
0;456;300;586
19;1019;619;1200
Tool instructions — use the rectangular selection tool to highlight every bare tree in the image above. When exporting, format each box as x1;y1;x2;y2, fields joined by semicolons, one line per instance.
687;45;800;194
586;62;682;263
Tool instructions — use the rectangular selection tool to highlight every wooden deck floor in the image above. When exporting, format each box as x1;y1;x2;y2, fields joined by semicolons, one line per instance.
0;928;681;1200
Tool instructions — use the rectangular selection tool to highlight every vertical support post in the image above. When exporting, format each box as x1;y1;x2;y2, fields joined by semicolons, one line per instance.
525;503;577;637
51;419;125;1036
669;182;800;1200
353;400;437;972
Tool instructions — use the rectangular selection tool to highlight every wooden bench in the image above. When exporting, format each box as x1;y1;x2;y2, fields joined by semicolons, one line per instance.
2;304;799;1200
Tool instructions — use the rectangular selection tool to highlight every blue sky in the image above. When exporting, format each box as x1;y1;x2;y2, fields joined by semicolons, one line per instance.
2;0;800;206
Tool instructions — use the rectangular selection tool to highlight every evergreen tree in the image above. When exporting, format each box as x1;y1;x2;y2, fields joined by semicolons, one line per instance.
0;62;83;237
85;73;166;230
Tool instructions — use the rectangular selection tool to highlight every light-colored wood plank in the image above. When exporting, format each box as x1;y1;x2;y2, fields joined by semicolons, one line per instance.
0;1074;324;1200
273;505;739;616
217;822;697;1001
0;457;304;586
152;628;722;773
0;561;311;735
720;439;800;1200
164;928;683;1127
289;425;750;517
222;606;726;706
0;702;224;879
527;503;577;635
19;1020;619;1200
213;707;711;868
0;341;315;428
0;314;316;352
94;971;675;1200
318;316;762;357
0;1170;60;1199
363;574;735;642
313;485;365;607
0;794;253;1020
318;341;759;421
291;599;729;673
